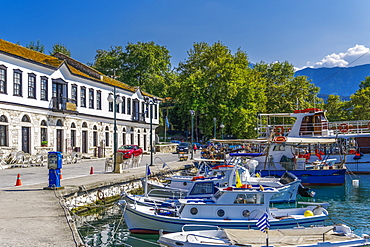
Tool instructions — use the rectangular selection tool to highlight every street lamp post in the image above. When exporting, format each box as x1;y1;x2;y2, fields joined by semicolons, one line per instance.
107;86;123;173
213;118;217;139
220;123;225;139
144;96;158;166
190;110;195;160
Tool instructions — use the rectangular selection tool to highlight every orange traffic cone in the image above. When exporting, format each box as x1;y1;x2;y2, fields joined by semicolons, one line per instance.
59;169;63;179
90;167;94;175
15;174;22;186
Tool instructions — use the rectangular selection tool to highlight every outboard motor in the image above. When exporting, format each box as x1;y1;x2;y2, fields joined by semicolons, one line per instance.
280;172;315;197
298;184;316;197
279;171;298;184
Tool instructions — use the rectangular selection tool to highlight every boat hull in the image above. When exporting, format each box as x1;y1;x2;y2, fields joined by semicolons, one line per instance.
121;203;328;234
259;169;346;186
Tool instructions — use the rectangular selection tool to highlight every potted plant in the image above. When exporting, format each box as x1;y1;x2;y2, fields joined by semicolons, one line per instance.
41;141;48;147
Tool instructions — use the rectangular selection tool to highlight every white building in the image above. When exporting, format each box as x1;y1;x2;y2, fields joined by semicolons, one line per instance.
0;39;159;157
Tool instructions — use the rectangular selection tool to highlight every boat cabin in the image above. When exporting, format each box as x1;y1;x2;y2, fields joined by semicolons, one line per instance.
178;188;277;220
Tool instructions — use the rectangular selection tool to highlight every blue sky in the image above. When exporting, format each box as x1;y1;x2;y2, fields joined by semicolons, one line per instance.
2;0;370;70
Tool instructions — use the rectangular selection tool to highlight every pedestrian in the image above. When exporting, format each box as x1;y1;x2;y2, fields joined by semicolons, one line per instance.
193;144;197;154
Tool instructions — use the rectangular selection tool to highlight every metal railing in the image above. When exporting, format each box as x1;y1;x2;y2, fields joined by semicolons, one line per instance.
51;97;78;113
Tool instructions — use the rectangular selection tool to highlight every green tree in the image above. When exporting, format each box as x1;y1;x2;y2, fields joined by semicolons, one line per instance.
49;43;71;57
25;40;45;53
349;78;370;120
169;42;266;139
254;61;322;114
93;42;174;97
359;76;370;90
324;95;350;121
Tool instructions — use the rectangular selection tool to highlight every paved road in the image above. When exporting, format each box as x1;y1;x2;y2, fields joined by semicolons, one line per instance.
0;152;190;189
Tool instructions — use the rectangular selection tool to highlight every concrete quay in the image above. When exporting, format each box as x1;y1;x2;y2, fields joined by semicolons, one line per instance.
0;153;195;247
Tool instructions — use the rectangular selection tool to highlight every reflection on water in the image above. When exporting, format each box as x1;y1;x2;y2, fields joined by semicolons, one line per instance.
77;174;370;246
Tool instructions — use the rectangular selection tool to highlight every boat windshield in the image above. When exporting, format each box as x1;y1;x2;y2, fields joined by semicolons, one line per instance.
234;193;264;204
189;182;214;195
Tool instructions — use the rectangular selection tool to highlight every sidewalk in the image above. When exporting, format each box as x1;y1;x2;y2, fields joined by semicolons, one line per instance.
0;155;194;247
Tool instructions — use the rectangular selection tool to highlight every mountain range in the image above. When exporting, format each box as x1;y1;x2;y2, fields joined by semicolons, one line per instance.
295;64;370;98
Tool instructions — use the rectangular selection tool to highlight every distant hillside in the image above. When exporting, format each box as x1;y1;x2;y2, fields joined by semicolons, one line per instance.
295;64;370;97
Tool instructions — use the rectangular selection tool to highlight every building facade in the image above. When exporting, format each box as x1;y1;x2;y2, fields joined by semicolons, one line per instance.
0;39;159;157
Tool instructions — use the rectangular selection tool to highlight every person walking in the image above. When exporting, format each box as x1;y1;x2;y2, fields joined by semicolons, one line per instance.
193;144;197;154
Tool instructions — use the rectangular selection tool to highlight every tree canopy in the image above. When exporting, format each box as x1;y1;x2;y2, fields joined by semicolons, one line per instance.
25;40;45;53
49;43;71;57
93;41;174;97
89;40;370;141
168;42;266;139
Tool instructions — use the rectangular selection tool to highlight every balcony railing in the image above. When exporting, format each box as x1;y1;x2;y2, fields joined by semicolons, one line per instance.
132;112;146;123
51;97;78;114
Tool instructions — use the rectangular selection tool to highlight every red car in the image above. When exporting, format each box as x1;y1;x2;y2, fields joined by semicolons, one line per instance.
117;145;143;159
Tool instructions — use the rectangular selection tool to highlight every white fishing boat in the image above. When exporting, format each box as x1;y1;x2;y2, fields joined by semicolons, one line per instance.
255;108;370;175
119;185;328;234
143;157;309;203
158;224;370;247
210;108;351;185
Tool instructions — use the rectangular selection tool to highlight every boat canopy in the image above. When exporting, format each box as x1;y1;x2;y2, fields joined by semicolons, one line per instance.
285;137;337;144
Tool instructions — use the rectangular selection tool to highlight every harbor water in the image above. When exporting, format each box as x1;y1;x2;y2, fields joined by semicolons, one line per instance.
77;174;370;247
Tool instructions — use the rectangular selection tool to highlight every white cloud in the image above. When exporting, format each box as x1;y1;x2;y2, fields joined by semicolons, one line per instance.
312;44;370;68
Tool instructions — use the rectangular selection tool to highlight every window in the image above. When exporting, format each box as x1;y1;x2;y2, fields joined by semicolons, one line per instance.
28;73;36;98
93;125;98;146
89;88;94;109
234;193;264;204
40;120;48;145
0;65;7;94
40;76;48;100
127;98;131;114
80;86;86;107
0;115;8;146
96;90;101;110
71;84;77;105
13;69;22;96
154;104;158;119
21;115;31;122
105;126;109;147
108;101;113;112
71;123;76;147
121;96;126;114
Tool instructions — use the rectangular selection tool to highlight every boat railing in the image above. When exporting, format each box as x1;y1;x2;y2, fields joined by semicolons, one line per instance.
257;120;370;137
329;120;370;135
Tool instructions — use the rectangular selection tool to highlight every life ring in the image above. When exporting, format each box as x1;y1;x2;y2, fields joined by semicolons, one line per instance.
339;123;349;133
275;126;284;135
97;190;105;201
274;136;287;143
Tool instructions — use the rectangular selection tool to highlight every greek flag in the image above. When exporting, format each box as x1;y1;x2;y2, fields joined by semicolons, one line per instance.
256;213;270;232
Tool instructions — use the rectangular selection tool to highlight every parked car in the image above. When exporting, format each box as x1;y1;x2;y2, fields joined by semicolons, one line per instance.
117;145;143;159
176;142;189;154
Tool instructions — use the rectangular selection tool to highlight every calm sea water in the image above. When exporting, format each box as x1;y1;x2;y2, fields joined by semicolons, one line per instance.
77;174;370;247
